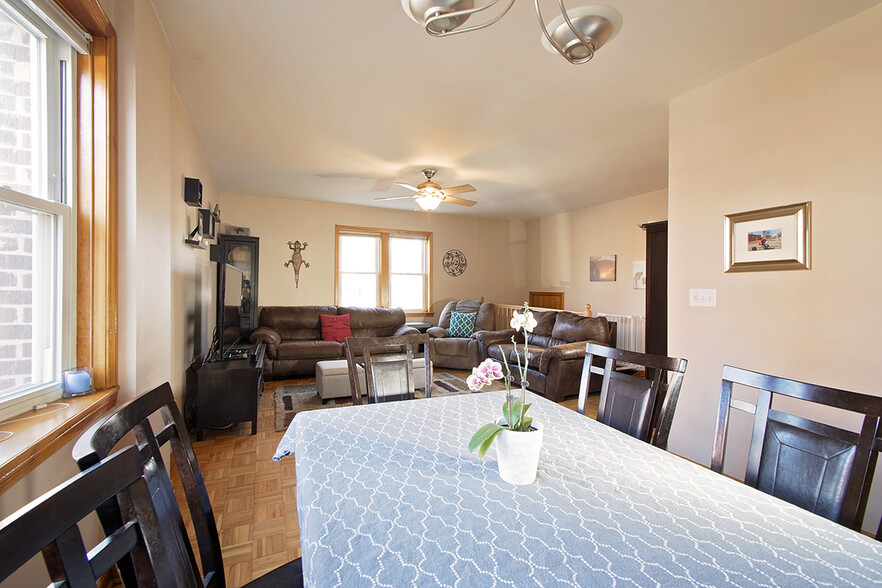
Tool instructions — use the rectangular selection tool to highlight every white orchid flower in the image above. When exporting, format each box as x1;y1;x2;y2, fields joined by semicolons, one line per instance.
510;309;537;333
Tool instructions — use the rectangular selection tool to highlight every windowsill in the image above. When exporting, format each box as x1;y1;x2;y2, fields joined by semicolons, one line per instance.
0;387;118;494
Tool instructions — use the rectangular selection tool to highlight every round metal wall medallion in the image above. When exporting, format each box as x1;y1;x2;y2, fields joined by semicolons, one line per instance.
442;249;467;276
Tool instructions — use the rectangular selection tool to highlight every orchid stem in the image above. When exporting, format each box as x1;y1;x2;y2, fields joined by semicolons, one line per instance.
499;344;513;428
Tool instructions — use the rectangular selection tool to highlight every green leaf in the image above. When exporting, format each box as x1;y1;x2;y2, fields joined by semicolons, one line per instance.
469;423;504;457
477;429;503;457
503;398;523;425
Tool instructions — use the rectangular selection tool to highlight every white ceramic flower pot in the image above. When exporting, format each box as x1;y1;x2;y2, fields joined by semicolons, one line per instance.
495;419;543;485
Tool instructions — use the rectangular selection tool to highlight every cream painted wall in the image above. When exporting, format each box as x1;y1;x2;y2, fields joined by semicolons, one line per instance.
114;0;217;403
524;189;667;317
170;90;217;389
130;0;172;399
668;5;882;530
218;194;523;322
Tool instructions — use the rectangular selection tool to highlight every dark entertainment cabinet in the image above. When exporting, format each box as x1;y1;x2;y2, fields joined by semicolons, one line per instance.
196;233;262;440
196;342;265;441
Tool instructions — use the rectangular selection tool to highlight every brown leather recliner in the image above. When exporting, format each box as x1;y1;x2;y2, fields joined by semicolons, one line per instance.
427;300;495;370
475;310;617;402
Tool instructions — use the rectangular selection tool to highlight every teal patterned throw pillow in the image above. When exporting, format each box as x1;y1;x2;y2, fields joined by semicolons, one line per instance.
449;311;477;337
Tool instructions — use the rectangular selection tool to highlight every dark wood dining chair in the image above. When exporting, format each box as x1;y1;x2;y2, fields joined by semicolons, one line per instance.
344;334;432;404
0;445;197;587
577;343;688;450
711;365;882;531
72;382;303;588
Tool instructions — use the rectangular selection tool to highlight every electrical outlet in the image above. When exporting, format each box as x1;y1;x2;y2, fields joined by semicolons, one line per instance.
689;288;717;307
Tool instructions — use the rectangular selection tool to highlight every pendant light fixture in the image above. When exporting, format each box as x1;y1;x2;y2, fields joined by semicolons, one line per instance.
401;0;622;63
401;0;515;37
537;3;622;64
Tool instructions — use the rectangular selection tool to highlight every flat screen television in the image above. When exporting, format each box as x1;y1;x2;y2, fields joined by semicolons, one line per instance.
215;263;249;361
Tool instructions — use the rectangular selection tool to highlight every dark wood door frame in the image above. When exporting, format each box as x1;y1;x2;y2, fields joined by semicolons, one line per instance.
642;221;668;357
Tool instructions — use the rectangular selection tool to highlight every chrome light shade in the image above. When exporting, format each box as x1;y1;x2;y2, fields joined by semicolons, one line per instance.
402;0;622;63
538;4;622;64
401;0;514;37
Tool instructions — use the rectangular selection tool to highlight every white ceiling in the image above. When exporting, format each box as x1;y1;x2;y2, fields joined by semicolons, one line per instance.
152;1;880;220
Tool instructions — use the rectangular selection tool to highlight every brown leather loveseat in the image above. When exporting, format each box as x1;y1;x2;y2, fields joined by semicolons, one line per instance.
476;309;616;402
250;306;418;379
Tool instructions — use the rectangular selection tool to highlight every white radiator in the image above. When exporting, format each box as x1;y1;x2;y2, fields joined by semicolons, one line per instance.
596;313;645;354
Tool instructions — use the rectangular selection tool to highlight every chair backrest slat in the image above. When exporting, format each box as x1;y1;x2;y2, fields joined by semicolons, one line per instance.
0;446;196;587
345;334;432;404
578;343;688;450
712;364;882;532
72;382;222;588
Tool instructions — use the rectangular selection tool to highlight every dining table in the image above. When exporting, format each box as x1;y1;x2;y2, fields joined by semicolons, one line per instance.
274;389;882;587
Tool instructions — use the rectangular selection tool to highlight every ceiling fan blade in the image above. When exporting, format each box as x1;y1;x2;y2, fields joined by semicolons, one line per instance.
439;184;476;196
374;195;416;201
370;177;398;192
396;182;422;193
443;195;477;207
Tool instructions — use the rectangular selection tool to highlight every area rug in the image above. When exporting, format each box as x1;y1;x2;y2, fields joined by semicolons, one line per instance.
274;372;476;432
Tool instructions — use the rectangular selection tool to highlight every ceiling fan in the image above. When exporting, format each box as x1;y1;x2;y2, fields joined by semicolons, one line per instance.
375;168;477;211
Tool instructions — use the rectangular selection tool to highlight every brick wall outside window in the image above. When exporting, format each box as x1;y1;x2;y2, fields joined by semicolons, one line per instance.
0;11;35;391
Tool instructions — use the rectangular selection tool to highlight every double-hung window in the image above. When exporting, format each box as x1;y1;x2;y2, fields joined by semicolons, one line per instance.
0;0;85;416
336;226;432;312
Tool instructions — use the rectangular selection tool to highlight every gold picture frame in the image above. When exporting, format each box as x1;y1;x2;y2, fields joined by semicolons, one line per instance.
724;202;811;272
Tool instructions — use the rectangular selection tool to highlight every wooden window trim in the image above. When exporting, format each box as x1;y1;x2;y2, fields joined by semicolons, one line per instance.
0;0;118;493
335;225;433;313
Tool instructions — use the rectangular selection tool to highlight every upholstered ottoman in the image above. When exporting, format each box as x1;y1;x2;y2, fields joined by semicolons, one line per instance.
315;358;432;402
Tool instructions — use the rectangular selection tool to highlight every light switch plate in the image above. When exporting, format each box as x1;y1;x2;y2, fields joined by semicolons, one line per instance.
689;288;717;307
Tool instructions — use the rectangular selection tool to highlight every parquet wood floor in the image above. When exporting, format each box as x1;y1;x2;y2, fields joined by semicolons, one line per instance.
186;370;598;587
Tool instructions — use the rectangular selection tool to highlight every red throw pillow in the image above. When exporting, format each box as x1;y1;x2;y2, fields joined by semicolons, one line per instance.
320;314;352;343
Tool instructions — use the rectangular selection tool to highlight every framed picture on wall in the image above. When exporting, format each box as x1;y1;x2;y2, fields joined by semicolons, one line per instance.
724;202;811;272
632;260;646;289
589;255;616;282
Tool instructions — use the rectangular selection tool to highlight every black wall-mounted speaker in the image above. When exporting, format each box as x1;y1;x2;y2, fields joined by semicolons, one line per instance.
184;177;202;207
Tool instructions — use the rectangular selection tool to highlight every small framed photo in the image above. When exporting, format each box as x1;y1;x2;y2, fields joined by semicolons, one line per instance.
590;255;617;282
724;202;811;272
632;260;646;289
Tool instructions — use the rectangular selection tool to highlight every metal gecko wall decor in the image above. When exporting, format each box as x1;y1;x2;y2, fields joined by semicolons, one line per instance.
283;240;310;288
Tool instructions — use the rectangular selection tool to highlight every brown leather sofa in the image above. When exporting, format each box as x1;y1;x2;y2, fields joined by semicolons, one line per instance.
222;306;241;345
427;299;495;370
249;306;418;379
476;310;617;402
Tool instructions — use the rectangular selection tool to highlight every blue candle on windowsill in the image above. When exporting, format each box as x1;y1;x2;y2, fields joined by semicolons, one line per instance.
63;368;94;397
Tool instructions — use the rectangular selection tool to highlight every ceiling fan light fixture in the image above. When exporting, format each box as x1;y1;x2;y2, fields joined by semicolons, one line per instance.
538;4;623;64
377;168;477;210
415;194;444;211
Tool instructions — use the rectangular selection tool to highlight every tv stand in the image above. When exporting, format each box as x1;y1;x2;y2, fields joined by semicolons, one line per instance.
196;341;265;441
223;346;250;361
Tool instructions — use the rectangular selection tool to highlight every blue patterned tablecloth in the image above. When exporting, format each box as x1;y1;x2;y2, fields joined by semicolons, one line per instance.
275;390;882;587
